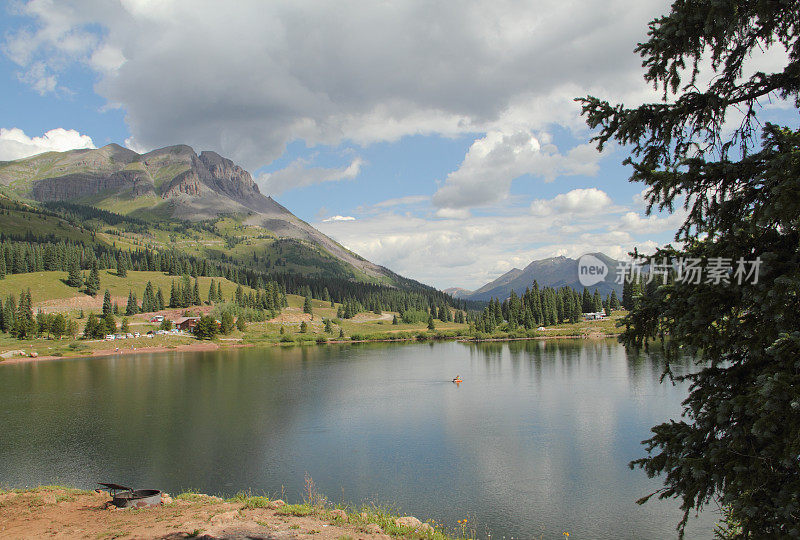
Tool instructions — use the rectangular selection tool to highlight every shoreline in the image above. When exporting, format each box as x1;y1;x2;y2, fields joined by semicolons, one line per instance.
0;341;224;365
0;332;620;366
0;486;448;539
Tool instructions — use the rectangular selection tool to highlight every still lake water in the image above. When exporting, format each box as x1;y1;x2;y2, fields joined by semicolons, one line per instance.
0;340;716;538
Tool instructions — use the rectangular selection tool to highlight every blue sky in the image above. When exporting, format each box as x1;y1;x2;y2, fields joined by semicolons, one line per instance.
1;0;795;289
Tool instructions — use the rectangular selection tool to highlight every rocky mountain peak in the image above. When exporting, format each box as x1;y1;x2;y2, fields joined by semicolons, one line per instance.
0;142;394;281
196;150;260;200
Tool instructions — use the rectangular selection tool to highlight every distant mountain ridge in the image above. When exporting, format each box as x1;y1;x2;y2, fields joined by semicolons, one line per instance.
460;253;624;301
442;287;473;299
0;143;390;281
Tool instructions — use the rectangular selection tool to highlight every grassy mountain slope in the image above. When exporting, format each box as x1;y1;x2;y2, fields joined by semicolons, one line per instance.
0;144;396;284
0;270;251;314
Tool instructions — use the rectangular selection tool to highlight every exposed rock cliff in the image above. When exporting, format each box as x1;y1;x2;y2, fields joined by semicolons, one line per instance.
163;169;203;197
31;173;129;201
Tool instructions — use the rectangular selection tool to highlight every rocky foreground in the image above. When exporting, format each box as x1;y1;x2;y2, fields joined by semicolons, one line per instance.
0;487;445;540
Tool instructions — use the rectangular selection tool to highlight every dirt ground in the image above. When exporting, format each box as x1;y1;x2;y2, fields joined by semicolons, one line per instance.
0;488;402;540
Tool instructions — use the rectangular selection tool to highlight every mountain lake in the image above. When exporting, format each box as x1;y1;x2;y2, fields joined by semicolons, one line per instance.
0;339;717;539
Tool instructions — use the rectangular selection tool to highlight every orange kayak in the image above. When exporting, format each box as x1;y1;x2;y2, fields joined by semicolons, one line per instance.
452;379;463;383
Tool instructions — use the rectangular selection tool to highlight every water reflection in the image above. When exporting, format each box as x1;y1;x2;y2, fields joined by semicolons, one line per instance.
0;340;714;539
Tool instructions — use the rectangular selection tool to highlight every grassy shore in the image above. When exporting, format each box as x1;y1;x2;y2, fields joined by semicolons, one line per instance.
0;270;625;363
0;302;624;363
0;485;469;539
0;311;623;364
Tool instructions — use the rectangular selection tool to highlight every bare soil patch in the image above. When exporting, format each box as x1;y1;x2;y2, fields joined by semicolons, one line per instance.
0;489;397;540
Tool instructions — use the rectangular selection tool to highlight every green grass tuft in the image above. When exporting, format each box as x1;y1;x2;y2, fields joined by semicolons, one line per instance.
240;496;271;509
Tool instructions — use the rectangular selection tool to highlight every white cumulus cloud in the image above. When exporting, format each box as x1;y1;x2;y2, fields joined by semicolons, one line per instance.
90;44;126;72
0;127;95;161
616;210;688;235
17;62;58;95
3;0;670;169
530;188;613;216
315;203;667;289
257;157;364;196
432;130;604;212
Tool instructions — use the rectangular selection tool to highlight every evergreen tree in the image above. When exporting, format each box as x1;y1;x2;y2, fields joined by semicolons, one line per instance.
507;309;517;330
236;317;246;332
100;290;115;334
427;315;435;331
548;290;558;325
83;313;102;339
235;284;244;306
299;321;308;333
571;294;581;323
116;254;127;277
303;295;313;315
581;288;592;313
220;311;234;335
324;318;333;333
169;281;178;308
102;311;116;335
36;310;51;337
556;291;565;323
125;290;138;315
102;290;112;317
208;279;217;304
578;2;800;533
2;295;15;333
193;278;201;306
181;275;192;307
531;281;543;324
609;289;620;310
15;289;35;339
621;279;633;310
85;262;100;296
193;316;218;340
120;317;130;333
592;289;603;313
142;281;155;312
156;288;165;311
66;318;78;338
66;255;83;288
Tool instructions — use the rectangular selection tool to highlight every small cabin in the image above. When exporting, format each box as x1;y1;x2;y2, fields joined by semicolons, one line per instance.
174;317;200;331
